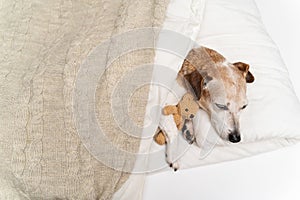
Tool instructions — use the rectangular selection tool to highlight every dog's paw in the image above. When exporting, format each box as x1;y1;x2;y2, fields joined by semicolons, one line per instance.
182;120;195;144
183;130;195;144
168;162;179;172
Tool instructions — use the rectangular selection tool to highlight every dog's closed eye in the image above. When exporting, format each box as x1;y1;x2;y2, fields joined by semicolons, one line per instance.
215;103;229;110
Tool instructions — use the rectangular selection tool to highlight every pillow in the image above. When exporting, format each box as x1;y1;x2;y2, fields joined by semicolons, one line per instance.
194;0;300;145
153;0;300;169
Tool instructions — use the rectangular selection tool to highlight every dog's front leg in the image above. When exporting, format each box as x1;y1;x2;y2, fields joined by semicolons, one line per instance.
165;131;180;171
159;115;180;171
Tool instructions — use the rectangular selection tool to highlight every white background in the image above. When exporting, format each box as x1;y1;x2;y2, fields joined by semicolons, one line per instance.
257;0;300;99
143;1;300;200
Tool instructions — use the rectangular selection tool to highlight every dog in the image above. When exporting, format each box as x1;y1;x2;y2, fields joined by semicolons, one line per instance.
164;46;255;171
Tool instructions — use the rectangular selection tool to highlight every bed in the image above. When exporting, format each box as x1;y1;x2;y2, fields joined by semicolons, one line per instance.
1;0;300;199
143;0;300;200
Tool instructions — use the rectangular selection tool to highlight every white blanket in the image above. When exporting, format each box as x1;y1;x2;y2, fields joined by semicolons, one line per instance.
114;0;300;199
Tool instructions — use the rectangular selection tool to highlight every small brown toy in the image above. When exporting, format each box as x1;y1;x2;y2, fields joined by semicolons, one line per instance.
153;129;167;145
153;93;200;145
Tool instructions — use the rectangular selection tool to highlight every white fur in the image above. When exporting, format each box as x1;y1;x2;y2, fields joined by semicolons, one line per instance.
159;115;180;171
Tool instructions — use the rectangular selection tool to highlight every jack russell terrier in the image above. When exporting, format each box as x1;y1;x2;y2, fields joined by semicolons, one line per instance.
164;46;255;171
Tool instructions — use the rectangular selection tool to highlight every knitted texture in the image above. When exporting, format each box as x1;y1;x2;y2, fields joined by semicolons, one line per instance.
0;0;169;199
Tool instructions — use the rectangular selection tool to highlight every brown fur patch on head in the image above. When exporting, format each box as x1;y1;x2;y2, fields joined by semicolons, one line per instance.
179;59;196;76
179;47;226;74
203;47;226;63
178;47;254;107
178;47;226;100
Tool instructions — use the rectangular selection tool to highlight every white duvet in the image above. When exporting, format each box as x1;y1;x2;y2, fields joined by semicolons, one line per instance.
113;0;300;199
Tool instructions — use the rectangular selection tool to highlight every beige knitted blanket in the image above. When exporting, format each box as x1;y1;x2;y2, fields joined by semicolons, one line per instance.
0;0;169;199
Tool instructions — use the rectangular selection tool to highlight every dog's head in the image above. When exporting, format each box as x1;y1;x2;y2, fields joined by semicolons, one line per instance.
179;47;255;143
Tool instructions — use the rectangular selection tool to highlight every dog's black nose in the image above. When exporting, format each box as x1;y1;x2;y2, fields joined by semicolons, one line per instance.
228;133;241;143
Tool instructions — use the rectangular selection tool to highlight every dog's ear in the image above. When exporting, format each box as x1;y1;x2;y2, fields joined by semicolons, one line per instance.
183;70;203;100
183;70;212;100
233;62;255;83
179;58;212;100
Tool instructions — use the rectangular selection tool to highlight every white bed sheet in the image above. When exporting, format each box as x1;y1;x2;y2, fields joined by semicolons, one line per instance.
143;1;300;200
